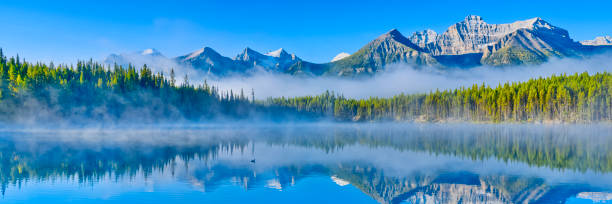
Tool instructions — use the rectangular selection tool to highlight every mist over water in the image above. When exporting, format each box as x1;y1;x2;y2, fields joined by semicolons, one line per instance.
1;124;610;203
3;2;612;203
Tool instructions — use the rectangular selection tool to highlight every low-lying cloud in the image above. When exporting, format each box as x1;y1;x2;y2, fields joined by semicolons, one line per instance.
105;52;208;84
207;52;612;99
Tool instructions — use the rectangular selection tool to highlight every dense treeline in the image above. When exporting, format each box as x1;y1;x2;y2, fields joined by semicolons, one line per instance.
1;49;610;123
269;72;612;122
0;49;270;123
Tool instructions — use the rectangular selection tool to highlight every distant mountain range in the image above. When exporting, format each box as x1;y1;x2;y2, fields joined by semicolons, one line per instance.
581;35;612;46
104;15;612;77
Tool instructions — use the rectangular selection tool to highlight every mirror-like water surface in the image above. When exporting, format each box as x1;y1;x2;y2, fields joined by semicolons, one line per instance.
0;124;611;203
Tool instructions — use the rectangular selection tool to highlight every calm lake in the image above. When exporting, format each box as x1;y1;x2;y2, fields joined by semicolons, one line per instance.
0;124;611;203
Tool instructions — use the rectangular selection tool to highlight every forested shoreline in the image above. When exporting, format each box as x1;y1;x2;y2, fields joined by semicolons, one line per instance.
0;50;308;124
0;50;610;124
269;72;611;122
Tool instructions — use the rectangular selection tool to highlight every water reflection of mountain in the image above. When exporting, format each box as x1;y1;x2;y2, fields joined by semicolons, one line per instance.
180;163;603;204
332;167;592;204
0;124;610;203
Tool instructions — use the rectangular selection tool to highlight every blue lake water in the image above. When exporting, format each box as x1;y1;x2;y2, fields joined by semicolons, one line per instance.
0;124;611;203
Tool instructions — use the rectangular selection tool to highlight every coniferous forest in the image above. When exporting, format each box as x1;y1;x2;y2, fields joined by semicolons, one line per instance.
269;72;611;122
0;50;301;124
0;49;610;124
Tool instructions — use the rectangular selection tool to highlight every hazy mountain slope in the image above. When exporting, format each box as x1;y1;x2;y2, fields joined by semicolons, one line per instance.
480;22;584;65
103;48;183;75
103;16;612;77
234;48;301;73
286;60;329;76
409;16;589;66
580;36;612;55
175;47;248;76
325;29;437;77
104;48;166;67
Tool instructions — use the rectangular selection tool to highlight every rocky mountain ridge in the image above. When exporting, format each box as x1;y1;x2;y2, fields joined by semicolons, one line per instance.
581;36;612;45
104;15;612;77
409;16;565;55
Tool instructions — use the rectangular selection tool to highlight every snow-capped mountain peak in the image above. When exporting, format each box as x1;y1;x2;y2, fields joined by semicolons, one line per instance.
265;48;286;58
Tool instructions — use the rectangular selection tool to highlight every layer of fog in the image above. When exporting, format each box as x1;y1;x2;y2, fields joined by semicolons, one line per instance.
106;49;612;100
4;123;611;190
104;51;205;84
209;53;612;99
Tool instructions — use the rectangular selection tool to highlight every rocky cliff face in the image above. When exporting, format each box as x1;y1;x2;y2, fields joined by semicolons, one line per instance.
409;15;572;56
104;15;612;78
327;29;437;76
322;15;593;74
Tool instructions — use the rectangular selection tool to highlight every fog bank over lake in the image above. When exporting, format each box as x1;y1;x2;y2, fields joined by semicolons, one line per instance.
1;123;610;203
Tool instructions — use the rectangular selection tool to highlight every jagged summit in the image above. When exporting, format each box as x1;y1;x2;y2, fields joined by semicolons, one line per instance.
385;28;400;35
410;29;438;48
235;47;266;61
463;15;485;23
232;47;302;72
265;48;298;60
242;47;258;53
408;15;571;56
175;46;247;75
179;47;223;61
514;17;556;30
376;28;422;50
103;15;612;77
380;29;407;41
459;15;547;29
265;48;287;57
327;27;436;76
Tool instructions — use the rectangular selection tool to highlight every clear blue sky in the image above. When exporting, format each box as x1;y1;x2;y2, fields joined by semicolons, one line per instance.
1;0;612;64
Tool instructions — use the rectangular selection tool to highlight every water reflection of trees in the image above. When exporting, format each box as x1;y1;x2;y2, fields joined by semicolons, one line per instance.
263;124;612;172
0;125;609;203
0;132;251;195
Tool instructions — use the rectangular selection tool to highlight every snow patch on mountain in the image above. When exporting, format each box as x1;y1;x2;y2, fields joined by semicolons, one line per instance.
141;48;162;56
186;48;205;60
331;52;350;62
331;176;350;186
